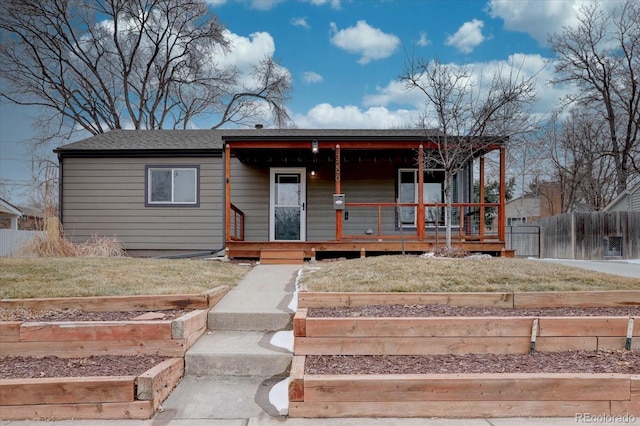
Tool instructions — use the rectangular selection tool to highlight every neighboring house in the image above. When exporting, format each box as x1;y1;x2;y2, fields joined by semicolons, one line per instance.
506;182;563;226
603;181;640;212
0;197;22;230
54;129;509;259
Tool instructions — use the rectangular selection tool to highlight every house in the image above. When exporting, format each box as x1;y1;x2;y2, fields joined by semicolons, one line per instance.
505;182;563;226
603;181;640;212
54;129;508;260
0;197;22;230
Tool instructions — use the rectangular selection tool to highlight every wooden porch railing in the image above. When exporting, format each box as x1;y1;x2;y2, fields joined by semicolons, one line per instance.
342;202;502;242
229;203;245;241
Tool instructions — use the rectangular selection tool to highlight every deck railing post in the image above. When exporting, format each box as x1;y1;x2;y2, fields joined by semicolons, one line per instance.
499;146;506;242
479;156;485;240
417;144;425;242
335;144;342;241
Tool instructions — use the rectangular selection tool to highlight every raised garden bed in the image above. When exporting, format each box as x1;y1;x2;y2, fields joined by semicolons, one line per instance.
289;290;640;418
0;286;229;358
0;357;183;420
0;286;229;420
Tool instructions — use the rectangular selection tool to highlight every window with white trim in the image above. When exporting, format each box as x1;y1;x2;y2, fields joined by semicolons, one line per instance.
146;166;199;206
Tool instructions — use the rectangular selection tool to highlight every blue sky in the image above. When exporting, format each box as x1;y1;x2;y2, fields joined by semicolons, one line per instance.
0;0;623;204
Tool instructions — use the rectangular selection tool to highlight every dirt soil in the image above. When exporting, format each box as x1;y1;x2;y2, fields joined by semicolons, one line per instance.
308;304;640;317
0;355;171;379
305;351;640;375
0;308;191;322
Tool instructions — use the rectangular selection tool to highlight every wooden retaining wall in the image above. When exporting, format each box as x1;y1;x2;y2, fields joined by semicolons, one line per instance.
294;309;639;355
0;286;230;420
0;285;230;312
0;286;230;357
289;356;640;418
0;358;184;420
290;290;640;418
298;290;640;309
0;310;208;358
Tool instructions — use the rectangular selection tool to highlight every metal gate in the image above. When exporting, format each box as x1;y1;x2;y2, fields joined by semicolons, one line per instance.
506;225;540;258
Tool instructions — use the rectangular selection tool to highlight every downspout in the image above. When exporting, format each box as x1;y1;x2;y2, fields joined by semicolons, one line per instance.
57;152;64;228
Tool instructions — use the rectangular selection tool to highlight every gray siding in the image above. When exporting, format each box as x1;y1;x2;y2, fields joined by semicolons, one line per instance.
607;189;640;212
61;156;223;255
230;161;409;242
229;159;270;241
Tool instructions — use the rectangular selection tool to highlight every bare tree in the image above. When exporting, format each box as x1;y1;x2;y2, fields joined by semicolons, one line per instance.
401;57;537;247
0;0;291;142
548;0;640;195
540;109;618;212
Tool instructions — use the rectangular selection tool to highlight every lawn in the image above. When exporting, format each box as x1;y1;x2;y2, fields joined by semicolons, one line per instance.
0;257;251;299
299;255;640;292
1;255;638;300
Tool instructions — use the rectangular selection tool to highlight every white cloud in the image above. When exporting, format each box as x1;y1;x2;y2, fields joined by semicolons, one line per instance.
445;19;486;54
329;21;401;65
302;71;323;83
305;0;341;10
300;54;572;129
293;103;416;128
204;0;284;10
248;0;285;10
417;31;430;47
291;17;310;30
217;30;275;69
213;30;291;89
203;0;228;6
487;0;584;44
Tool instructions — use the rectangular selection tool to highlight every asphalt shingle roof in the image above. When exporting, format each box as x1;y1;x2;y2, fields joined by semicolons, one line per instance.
54;128;445;153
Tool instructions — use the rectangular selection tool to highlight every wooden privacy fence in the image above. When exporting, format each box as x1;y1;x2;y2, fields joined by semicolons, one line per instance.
0;230;43;257
536;211;640;260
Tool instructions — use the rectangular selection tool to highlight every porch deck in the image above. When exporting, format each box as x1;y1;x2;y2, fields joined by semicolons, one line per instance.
226;239;511;260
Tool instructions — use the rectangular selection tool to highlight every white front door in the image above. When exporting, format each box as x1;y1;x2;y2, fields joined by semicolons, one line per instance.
270;168;306;241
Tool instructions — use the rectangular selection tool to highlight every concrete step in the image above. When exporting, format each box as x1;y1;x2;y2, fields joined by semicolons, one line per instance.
155;374;285;420
209;310;293;332
208;264;298;331
185;331;292;377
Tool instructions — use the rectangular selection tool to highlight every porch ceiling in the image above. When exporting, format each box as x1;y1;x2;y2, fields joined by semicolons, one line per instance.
233;148;416;165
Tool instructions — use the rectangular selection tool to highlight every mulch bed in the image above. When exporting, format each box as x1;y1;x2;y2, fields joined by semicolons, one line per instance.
0;308;192;322
0;309;187;379
0;355;171;379
305;304;640;375
305;350;640;375
308;304;640;317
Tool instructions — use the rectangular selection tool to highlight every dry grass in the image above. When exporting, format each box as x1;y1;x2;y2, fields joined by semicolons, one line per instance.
0;258;251;299
300;255;640;293
17;233;127;257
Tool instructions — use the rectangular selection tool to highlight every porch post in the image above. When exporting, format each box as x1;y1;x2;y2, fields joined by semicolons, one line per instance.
225;144;231;243
417;144;425;241
479;156;485;239
498;146;506;242
335;144;342;241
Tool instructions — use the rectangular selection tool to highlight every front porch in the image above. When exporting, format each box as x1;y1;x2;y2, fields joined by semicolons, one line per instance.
222;130;509;260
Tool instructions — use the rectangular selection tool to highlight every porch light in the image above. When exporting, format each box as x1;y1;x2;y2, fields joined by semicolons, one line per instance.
310;170;317;177
311;140;319;154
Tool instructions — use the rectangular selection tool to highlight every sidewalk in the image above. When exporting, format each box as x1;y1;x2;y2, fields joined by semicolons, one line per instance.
540;258;640;279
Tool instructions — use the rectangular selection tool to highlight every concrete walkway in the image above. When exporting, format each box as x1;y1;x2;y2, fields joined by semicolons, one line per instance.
539;258;640;279
1;264;616;426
